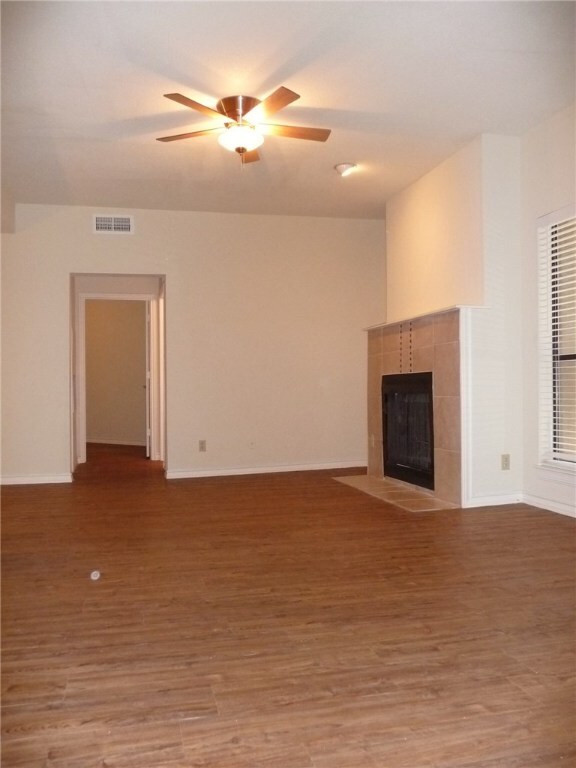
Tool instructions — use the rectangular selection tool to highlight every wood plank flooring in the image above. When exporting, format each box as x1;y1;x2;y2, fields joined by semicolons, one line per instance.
2;444;575;767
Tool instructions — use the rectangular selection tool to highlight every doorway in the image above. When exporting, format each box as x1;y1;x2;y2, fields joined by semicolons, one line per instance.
85;299;147;451
71;274;166;472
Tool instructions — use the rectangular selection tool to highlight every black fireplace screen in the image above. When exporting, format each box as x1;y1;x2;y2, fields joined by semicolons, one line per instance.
382;372;434;490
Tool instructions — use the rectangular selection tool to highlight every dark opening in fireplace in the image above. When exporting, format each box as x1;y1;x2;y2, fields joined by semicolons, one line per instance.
382;372;434;490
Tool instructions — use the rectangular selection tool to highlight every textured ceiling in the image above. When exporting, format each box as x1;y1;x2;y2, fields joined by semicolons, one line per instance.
2;1;574;220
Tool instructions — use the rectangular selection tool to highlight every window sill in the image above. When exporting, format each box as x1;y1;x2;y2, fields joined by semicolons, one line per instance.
538;460;576;485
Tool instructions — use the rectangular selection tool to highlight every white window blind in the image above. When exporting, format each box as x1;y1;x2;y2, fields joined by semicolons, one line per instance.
538;214;576;464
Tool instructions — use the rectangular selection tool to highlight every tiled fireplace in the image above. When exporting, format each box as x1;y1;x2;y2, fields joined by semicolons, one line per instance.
367;308;461;505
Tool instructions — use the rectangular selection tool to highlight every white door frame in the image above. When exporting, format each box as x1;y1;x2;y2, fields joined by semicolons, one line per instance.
71;280;166;468
148;285;166;461
145;302;151;458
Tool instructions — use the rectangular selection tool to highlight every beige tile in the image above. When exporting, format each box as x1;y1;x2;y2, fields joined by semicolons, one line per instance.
400;324;412;372
367;363;381;396
367;367;382;425
400;348;412;373
382;325;401;354
368;353;384;382
367;328;383;357
412;345;434;373
434;310;460;344
367;441;383;476
411;317;435;349
367;361;383;475
367;309;463;510
434;395;461;453
382;350;401;374
370;478;400;488
367;423;382;448
372;488;431;501
337;474;459;513
434;448;461;505
397;497;458;512
367;436;381;474
433;342;460;396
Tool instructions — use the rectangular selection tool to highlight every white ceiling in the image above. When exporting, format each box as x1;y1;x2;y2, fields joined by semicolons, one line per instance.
2;1;574;220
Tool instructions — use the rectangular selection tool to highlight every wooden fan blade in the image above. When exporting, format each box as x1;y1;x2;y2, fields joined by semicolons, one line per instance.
243;86;299;122
164;93;223;120
242;149;261;163
261;124;331;142
156;128;221;142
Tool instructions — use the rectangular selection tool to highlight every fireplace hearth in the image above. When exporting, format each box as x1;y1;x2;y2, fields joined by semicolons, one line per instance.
382;372;434;490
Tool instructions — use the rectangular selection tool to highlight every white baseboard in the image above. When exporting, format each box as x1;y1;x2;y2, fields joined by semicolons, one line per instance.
86;439;147;446
1;473;73;485
165;460;366;480
462;491;575;518
462;493;522;508
1;462;365;485
522;493;576;518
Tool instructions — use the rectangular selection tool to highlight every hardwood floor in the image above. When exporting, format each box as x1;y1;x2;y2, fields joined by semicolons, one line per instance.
2;445;575;767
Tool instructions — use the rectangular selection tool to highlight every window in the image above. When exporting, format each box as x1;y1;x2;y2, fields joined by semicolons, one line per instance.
538;212;576;465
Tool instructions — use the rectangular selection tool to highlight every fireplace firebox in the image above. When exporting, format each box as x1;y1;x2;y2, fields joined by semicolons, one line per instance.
382;372;434;490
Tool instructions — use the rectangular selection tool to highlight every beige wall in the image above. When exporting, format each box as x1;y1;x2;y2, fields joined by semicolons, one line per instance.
521;104;576;516
384;119;576;514
466;134;523;503
1;206;385;481
85;300;147;446
385;137;484;322
384;135;526;507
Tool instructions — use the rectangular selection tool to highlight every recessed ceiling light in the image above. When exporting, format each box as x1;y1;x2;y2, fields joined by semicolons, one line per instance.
334;163;357;177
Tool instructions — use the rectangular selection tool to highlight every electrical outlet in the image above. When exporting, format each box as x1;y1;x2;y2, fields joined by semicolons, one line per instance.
199;439;206;452
501;453;510;470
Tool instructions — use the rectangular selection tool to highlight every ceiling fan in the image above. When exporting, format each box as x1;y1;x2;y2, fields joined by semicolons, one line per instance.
156;86;331;164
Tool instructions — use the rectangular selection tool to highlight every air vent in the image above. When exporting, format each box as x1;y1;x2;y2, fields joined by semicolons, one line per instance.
93;215;134;234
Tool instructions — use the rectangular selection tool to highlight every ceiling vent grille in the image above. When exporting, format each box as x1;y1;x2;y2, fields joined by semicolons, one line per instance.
93;215;134;234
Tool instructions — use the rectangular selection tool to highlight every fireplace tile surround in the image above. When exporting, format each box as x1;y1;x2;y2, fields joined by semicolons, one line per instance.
367;308;461;506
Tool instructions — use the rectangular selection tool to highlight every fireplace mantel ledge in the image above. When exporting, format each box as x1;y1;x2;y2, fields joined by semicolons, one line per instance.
364;304;485;331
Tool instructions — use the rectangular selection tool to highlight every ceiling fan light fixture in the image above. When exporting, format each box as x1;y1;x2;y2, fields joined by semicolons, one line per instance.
218;123;264;153
335;163;357;177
